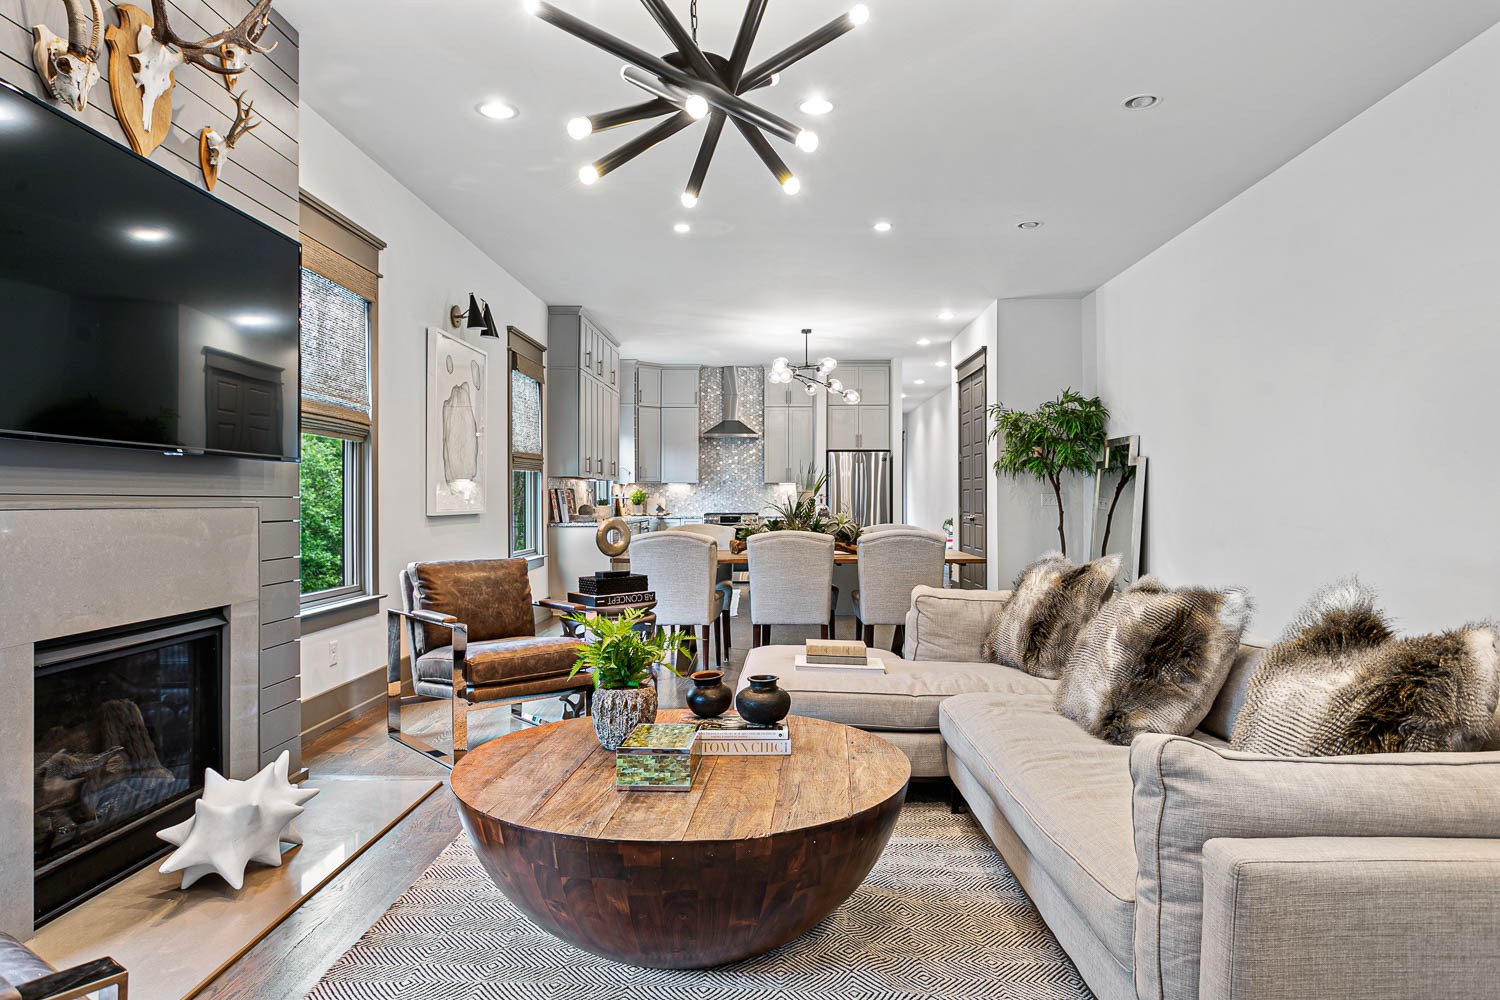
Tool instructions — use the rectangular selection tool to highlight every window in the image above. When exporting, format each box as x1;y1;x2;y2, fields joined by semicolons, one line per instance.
509;328;546;560
298;195;384;612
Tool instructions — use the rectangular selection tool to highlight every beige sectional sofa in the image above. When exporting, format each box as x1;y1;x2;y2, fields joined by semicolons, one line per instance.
740;585;1500;1000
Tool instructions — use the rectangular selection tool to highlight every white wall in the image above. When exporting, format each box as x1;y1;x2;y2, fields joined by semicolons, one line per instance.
296;106;551;698
1087;23;1500;638
991;298;1089;582
902;384;956;535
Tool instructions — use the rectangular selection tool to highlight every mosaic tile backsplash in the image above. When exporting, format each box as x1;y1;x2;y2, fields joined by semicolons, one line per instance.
548;367;795;521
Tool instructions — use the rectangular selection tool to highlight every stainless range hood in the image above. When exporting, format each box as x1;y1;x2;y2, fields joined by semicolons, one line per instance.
702;366;759;439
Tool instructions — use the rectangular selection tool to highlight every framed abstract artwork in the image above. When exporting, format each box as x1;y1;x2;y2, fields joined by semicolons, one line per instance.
426;328;487;516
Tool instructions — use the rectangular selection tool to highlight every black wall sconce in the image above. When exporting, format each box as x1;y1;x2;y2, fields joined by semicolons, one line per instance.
451;293;500;338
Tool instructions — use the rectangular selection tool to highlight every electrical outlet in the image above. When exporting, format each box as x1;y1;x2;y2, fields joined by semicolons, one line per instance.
329;640;339;667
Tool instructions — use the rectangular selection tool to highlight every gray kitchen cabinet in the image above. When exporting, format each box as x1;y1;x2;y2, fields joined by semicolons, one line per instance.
547;306;620;478
636;404;662;482
637;364;662;406
660;405;700;483
764;371;817;482
826;363;891;407
661;367;700;407
827;401;890;450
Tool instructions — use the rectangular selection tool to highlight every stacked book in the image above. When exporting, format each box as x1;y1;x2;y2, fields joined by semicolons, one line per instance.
795;639;886;674
569;571;654;612
693;716;791;756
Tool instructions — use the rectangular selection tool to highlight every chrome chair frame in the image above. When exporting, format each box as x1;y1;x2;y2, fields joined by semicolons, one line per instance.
6;956;128;999
386;608;590;768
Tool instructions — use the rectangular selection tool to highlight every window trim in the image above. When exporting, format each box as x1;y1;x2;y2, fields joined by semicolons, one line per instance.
511;469;542;560
298;192;384;616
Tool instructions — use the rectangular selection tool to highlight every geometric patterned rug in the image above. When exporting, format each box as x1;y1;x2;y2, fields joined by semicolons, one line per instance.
304;803;1094;1000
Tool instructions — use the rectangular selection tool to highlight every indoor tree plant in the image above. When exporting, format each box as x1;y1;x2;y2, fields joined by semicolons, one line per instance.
989;389;1109;557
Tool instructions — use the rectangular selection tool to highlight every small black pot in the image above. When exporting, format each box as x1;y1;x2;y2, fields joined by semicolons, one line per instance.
685;670;733;719
735;674;792;726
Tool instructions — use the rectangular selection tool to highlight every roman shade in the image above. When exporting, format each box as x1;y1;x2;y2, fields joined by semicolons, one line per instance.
509;326;545;473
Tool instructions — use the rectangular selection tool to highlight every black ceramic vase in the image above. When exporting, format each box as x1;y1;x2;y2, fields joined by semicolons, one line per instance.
685;670;733;719
735;674;792;726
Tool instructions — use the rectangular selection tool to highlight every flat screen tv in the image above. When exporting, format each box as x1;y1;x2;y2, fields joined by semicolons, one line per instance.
0;80;300;461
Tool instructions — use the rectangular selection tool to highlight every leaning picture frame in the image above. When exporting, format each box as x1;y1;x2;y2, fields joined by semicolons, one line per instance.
426;327;488;516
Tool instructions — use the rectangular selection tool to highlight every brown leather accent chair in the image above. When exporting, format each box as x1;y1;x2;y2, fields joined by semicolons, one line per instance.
388;558;589;765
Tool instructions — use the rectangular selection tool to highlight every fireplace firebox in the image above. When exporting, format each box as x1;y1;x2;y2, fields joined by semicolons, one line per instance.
33;611;228;923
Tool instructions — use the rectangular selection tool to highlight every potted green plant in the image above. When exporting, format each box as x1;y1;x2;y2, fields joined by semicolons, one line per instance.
628;487;648;514
565;608;691;749
989;389;1109;556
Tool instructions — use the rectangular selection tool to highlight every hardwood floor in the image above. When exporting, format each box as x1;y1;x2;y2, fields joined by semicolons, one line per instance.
198;596;893;997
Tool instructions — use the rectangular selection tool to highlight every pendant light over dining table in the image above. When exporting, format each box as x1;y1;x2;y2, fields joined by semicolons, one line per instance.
525;0;869;205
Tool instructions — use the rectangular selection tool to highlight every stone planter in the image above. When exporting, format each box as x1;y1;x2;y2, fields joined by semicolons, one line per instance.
591;685;659;750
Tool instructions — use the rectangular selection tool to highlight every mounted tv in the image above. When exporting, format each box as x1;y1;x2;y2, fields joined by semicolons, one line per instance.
0;80;300;461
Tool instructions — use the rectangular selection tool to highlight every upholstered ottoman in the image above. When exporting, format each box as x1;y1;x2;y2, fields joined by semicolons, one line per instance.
736;645;1054;778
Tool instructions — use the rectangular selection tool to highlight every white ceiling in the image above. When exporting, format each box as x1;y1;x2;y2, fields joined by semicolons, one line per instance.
281;0;1499;410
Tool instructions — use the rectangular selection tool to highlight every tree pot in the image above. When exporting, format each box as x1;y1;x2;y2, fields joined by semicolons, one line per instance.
735;674;791;726
685;670;733;719
591;685;658;750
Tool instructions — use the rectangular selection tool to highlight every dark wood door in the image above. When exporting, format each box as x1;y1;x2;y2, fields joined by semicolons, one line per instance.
957;355;987;589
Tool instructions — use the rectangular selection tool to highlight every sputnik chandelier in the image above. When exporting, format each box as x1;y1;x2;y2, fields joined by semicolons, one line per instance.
769;329;860;402
525;0;870;204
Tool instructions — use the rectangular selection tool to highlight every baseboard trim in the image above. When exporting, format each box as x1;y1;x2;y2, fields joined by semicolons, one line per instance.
301;666;388;742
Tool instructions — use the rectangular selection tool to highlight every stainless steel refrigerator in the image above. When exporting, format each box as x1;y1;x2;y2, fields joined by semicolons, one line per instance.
826;450;893;526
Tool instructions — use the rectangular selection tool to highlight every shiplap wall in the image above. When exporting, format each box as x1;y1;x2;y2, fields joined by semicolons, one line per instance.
0;1;305;767
0;0;298;237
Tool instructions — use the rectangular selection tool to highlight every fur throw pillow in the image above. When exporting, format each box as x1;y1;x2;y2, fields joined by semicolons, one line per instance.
1054;577;1252;745
982;553;1121;679
1231;580;1500;755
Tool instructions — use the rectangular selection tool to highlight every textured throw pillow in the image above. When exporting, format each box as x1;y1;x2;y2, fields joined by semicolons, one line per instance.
1055;577;1252;745
981;553;1121;679
1231;580;1500;755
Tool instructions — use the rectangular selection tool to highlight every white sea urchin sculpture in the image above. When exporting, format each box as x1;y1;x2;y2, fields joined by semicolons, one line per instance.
157;751;319;889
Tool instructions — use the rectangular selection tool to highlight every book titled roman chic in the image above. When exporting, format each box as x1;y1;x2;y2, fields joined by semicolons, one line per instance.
693;716;788;740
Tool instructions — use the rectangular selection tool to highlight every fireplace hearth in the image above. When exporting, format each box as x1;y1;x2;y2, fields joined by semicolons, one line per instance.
33;611;228;923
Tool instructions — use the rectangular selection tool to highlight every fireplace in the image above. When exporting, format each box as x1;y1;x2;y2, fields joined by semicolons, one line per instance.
33;611;228;923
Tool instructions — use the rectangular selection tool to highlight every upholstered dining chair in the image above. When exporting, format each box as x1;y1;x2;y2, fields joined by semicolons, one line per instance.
747;530;837;646
853;527;947;651
388;558;588;766
666;523;735;662
629;532;725;667
862;522;906;534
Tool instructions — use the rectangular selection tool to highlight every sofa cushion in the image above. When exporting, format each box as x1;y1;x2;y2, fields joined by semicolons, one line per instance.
1055;578;1251;744
409;558;536;654
1129;733;1500;1000
741;645;1053;731
1197;645;1263;741
982;554;1121;679
940;692;1137;965
415;636;583;689
902;586;1013;662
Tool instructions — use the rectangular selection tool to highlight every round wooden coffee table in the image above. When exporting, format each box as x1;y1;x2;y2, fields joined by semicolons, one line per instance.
451;712;910;968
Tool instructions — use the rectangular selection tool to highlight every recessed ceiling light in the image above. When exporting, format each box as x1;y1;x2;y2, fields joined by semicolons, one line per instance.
901;393;907;399
1123;94;1160;110
125;226;171;244
938;309;955;321
872;220;892;233
673;221;691;234
799;95;834;115
934;360;947;368
916;338;931;346
1017;220;1043;229
914;378;926;386
477;99;519;121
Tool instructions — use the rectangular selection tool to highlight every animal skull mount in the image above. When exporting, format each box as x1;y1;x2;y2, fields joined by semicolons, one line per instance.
198;92;258;190
31;0;104;113
129;23;182;133
104;4;173;157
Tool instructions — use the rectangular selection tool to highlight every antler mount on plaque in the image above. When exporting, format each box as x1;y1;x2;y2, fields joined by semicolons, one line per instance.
31;0;104;112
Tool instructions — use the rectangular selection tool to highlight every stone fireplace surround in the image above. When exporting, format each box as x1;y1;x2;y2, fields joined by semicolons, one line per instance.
0;503;262;938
